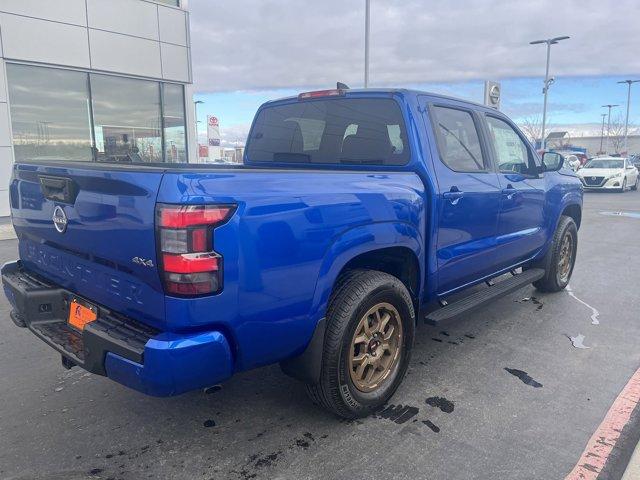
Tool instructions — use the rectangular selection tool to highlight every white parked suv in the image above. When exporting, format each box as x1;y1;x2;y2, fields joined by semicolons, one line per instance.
577;157;639;192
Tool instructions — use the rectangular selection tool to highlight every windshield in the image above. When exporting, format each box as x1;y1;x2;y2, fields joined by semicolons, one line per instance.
246;97;409;165
584;159;624;169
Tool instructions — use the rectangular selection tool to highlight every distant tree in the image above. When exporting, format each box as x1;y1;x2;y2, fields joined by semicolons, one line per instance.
606;114;639;154
558;132;571;149
518;114;543;144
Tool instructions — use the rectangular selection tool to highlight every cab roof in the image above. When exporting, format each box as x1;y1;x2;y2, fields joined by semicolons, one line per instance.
263;87;495;112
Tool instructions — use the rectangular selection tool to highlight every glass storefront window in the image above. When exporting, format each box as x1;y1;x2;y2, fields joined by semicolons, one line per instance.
7;65;188;164
162;84;187;163
91;74;163;163
6;64;93;162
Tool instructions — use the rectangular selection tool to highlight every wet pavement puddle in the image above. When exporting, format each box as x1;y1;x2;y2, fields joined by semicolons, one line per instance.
516;296;544;310
422;420;440;433
504;368;543;388
425;396;454;413
375;404;420;424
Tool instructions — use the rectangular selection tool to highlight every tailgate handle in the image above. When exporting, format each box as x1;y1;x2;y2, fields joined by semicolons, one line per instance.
39;176;79;204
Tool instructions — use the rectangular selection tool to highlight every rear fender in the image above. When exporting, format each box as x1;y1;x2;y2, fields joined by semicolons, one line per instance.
280;221;423;383
311;221;424;323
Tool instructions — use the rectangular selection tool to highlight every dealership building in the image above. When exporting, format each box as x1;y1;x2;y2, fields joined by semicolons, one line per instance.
0;0;196;216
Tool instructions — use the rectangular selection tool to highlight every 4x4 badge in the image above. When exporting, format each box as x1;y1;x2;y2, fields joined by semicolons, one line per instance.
52;206;68;233
132;257;154;268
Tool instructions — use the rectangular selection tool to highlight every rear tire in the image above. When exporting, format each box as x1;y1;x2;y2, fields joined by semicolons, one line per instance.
305;269;415;419
533;216;578;293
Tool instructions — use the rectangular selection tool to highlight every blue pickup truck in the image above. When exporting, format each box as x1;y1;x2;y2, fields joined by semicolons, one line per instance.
2;88;582;418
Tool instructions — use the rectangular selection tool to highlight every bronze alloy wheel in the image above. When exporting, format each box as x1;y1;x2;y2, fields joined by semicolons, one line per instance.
348;302;403;393
558;231;574;283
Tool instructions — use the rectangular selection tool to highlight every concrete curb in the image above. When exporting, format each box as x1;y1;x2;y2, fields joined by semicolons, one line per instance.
0;224;16;241
622;441;640;480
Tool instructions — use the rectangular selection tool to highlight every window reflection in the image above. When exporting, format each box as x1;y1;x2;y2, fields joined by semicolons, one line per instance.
91;74;162;163
162;84;187;163
7;65;188;164
6;64;92;162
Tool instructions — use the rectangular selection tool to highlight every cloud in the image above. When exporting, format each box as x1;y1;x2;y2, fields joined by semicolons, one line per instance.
189;0;640;93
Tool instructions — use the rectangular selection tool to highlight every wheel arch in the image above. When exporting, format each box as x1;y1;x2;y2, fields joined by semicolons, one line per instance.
561;202;582;229
280;221;424;384
310;222;424;323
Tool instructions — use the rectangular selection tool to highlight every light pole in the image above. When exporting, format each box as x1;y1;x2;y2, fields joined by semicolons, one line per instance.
364;0;370;88
194;100;204;142
600;113;607;154
602;104;619;153
617;80;640;154
530;35;570;150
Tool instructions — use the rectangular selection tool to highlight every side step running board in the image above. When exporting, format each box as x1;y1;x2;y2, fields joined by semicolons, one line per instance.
424;268;545;326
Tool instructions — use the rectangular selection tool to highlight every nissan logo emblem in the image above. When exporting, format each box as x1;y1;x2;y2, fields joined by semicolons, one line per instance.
489;85;500;104
52;205;68;233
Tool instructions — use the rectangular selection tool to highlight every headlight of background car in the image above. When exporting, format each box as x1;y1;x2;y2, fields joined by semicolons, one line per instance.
611;172;622;178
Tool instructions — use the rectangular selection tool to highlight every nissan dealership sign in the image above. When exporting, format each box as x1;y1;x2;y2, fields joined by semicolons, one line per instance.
484;80;501;110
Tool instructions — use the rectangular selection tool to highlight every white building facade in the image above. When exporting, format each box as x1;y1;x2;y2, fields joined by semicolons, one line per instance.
0;0;197;215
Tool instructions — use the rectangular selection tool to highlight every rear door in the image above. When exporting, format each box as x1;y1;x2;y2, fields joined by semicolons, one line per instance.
422;101;502;295
482;114;546;269
10;162;166;328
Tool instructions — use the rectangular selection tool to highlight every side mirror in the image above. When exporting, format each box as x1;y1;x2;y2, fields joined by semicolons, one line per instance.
542;152;564;172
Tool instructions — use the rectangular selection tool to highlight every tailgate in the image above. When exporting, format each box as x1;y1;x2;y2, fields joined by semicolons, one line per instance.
10;162;166;328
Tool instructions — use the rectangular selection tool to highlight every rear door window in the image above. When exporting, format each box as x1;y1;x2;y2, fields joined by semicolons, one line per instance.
246;98;410;165
430;106;486;172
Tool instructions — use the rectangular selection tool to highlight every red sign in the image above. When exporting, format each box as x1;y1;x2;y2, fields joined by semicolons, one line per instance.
198;144;209;158
208;116;219;127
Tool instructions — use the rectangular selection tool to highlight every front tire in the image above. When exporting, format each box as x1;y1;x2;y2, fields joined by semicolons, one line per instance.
632;176;638;191
533;216;578;292
305;269;415;419
619;178;627;193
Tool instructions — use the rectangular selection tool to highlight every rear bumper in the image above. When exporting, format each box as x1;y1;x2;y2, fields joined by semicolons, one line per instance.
1;261;233;396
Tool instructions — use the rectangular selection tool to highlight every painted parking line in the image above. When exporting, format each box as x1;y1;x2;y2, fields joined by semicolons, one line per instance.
565;366;640;479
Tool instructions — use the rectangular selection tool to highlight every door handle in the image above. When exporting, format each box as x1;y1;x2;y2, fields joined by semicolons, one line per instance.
501;185;519;200
443;188;464;205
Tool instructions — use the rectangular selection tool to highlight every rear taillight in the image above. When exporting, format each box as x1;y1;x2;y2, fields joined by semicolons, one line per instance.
156;204;235;296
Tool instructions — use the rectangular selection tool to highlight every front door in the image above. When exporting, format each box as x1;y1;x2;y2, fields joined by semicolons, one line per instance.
424;102;502;295
483;114;546;270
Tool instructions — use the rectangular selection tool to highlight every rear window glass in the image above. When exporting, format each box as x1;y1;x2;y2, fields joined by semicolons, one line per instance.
246;98;410;165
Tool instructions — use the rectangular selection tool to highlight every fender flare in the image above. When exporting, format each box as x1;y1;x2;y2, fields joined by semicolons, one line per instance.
280;221;423;384
556;193;582;229
535;193;582;264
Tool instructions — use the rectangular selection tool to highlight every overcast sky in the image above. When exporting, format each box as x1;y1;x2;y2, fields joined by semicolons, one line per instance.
189;0;640;145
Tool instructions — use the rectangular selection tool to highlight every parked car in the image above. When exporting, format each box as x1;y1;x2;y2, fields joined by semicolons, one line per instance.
564;154;581;172
2;88;583;418
629;154;640;172
577;156;639;192
555;150;588;166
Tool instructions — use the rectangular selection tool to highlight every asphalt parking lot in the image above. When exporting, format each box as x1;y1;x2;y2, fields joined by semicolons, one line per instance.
1;190;639;480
